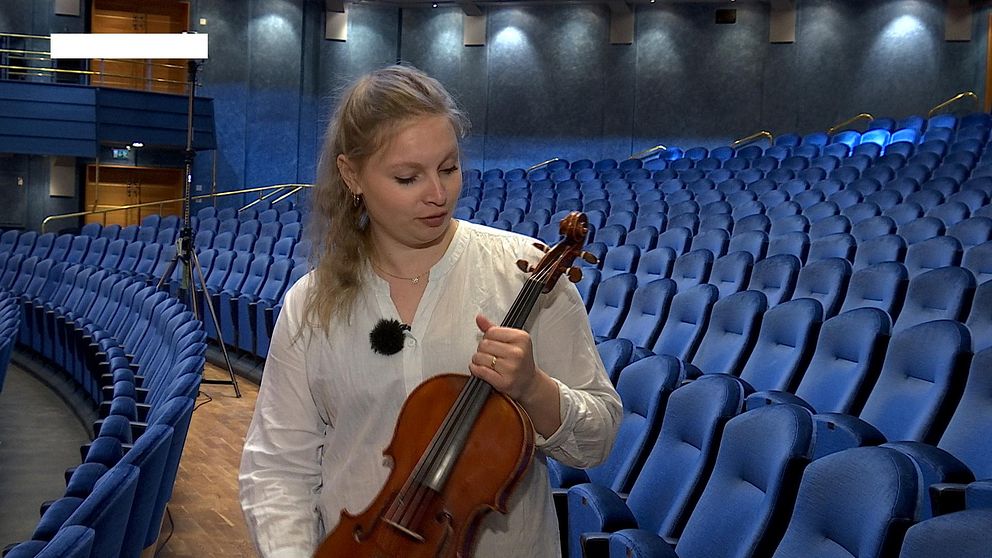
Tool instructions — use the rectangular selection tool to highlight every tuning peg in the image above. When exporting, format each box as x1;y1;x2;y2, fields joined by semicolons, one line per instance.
581;251;599;265
532;242;550;253
516;259;534;273
567;267;583;283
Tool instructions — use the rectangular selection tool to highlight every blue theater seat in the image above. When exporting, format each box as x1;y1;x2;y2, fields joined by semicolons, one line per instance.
738;297;822;393
683;290;766;378
746;254;800;306
670;249;713;292
891;266;975;334
899;509;992;558
747;307;890;415
813;319;971;459
840;262;909;319
771;447;917;558
648;284;719;362
588;273;637;341
566;375;746;558
793;257;851;318
708;251;753;299
606;403;813;558
616;279;677;353
550;354;681;497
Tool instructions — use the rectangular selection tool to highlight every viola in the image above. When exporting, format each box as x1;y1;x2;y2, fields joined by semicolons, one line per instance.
314;211;594;558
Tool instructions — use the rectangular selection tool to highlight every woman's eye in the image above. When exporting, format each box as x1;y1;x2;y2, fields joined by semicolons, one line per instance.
395;176;416;185
441;165;460;175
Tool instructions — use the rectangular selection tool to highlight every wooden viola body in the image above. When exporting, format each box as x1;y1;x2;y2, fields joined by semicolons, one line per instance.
314;373;535;558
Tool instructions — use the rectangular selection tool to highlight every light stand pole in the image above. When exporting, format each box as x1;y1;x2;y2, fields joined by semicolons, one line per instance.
157;59;241;397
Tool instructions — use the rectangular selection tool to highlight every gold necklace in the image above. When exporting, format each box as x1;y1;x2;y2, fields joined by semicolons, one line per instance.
371;261;429;285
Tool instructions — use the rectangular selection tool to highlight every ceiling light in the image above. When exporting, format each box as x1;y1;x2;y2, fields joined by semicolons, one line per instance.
131;141;144;148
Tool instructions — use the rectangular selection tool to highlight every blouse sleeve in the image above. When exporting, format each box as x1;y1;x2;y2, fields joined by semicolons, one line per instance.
529;278;622;469
239;276;328;558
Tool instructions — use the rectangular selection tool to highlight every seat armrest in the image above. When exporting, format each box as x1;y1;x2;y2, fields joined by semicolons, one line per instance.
930;483;968;516
812;412;886;460
746;390;816;413
608;528;678;558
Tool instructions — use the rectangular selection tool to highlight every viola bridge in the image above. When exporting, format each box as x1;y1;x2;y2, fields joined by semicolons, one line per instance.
383;518;426;542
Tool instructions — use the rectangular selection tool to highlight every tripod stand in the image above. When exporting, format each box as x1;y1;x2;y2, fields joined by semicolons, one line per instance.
156;59;241;398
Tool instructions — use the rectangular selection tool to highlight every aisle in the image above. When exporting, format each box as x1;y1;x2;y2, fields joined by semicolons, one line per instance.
0;365;90;547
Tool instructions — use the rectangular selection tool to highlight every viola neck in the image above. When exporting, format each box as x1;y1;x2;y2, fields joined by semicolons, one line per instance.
500;276;545;329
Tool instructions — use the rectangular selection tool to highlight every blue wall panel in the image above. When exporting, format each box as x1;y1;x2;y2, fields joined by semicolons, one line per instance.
2;0;989;201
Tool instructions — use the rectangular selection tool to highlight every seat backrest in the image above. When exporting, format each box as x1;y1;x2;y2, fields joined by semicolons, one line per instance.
960;232;992;281
116;424;173;558
689;290;767;377
747;253;801;306
793;307;891;415
675;404;814;558
740;298;823;393
936;347;992;478
624;375;747;541
892;266;975;335
770;447;917;558
635;246;676;286
903;236;963;279
587;273;637;339
948;216;992;249
616;278;677;351
691;229;729;258
840;261;909;320
859;319;971;443
587;355;683;492
966;280;992;353
793;257;852;318
651;283;719;361
657;226;692;255
709;251;754;299
852;215;897;242
853;233;907;271
671;249;714;292
767;232;809;263
601;244;640;282
899;216;945;244
807;232;856;263
64;463;140;558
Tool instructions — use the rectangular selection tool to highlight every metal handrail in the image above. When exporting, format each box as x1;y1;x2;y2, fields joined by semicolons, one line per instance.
239;184;302;212
526;158;560;172
0;32;191;91
0;64;188;85
826;113;874;135
731;130;773;149
927;91;979;118
629;144;668;160
42;183;312;232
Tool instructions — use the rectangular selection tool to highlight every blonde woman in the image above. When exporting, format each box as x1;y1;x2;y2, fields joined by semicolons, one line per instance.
239;65;620;558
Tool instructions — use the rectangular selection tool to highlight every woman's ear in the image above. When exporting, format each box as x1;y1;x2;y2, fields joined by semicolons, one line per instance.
337;154;361;196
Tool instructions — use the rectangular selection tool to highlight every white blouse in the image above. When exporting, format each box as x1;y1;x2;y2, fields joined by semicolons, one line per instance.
239;221;621;558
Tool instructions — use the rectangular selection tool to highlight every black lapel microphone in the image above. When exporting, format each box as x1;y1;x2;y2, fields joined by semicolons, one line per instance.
370;318;411;355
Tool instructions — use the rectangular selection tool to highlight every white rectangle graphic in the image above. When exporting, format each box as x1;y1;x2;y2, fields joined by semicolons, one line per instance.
50;33;208;59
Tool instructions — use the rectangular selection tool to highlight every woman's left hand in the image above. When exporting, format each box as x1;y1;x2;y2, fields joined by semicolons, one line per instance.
469;314;542;402
469;315;563;437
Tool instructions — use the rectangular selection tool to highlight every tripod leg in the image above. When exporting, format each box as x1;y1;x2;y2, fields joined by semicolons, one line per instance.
190;249;242;398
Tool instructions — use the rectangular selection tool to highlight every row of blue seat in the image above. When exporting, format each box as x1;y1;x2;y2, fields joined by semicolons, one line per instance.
1;254;206;557
0;291;20;392
558;337;992;557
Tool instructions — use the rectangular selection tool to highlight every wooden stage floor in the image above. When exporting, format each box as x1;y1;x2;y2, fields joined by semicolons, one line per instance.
156;363;259;557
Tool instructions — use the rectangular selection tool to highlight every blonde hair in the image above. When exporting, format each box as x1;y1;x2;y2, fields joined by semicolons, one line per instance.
305;65;469;329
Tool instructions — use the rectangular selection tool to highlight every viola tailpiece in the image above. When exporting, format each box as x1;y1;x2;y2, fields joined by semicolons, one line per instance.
313;212;590;558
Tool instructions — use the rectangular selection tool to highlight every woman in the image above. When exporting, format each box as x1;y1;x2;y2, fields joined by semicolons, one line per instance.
239;65;620;558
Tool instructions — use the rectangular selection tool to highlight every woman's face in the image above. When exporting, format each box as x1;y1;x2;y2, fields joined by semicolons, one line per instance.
340;114;462;253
